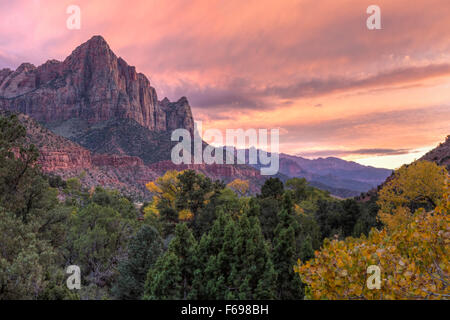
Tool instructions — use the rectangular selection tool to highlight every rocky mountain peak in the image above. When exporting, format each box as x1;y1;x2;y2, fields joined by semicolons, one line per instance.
0;35;194;134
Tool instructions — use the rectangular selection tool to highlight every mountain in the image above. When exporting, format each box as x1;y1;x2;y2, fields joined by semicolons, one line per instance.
9;112;268;199
278;153;392;196
242;148;392;197
0;35;394;199
0;35;193;162
9;112;158;199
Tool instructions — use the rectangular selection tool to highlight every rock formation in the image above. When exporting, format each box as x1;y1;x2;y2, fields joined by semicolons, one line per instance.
0;35;194;134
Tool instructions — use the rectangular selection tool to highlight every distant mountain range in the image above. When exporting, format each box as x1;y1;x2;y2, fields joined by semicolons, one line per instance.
0;35;410;199
238;148;392;197
277;153;392;197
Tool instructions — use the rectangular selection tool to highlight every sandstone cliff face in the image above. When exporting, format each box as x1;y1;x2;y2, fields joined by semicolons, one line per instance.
0;36;194;133
92;154;144;167
39;147;92;171
148;160;260;178
12;112;157;199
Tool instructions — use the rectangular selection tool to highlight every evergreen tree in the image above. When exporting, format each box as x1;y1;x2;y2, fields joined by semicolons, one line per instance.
191;212;277;299
341;198;361;236
272;199;304;299
176;170;213;215
144;251;182;299
191;180;226;238
260;177;284;199
144;223;197;299
190;211;229;299
0;114;70;299
0;114;56;223
65;202;138;290
235;214;277;299
113;225;163;299
258;197;280;239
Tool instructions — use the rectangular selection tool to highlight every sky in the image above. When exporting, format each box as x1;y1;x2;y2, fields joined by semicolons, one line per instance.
0;0;449;169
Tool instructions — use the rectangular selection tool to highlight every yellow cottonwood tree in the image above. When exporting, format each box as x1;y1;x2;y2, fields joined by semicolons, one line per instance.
144;170;182;217
226;179;250;197
294;165;449;300
378;161;447;214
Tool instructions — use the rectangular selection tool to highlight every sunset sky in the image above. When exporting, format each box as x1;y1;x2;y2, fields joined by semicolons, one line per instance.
1;0;449;169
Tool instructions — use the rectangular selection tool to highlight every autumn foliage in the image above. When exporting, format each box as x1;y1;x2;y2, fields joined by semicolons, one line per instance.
295;161;449;300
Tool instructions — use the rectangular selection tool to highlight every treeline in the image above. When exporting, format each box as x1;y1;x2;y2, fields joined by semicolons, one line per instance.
3;114;446;300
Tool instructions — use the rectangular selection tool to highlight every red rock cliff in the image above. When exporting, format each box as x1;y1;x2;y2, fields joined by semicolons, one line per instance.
0;36;194;133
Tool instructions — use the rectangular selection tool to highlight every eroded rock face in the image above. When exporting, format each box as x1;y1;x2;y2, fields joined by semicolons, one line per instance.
39;147;92;171
92;154;144;167
148;160;260;180
0;35;194;133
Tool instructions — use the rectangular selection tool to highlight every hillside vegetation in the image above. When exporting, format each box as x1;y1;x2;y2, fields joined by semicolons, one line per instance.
0;114;448;300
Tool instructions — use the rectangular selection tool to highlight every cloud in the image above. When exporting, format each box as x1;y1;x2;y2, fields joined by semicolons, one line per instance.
298;148;415;158
280;104;450;146
162;64;450;113
1;0;449;169
261;64;450;99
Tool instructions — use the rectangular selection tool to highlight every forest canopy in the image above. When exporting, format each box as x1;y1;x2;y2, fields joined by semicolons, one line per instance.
0;114;448;300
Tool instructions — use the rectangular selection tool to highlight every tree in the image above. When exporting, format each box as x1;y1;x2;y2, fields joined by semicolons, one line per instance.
227;179;250;197
378;160;447;214
145;170;181;217
286;178;309;202
145;170;221;237
314;198;343;239
0;114;57;223
295;213;321;262
295;205;450;299
235;214;277;299
272;196;304;299
190;211;229;299
113;225;163;299
341;199;361;236
144;252;182;300
65;202;138;293
260;177;284;200
0;114;70;299
295;169;450;300
352;197;380;237
0;209;56;299
258;197;280;240
191;212;277;299
144;223;197;300
176;170;214;216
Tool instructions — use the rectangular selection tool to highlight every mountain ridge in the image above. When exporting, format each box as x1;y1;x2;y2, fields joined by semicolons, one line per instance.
0;35;399;198
0;35;194;135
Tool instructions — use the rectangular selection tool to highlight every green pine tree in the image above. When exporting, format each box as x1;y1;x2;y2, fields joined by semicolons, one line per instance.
113;225;163;299
144;223;197;299
272;196;304;299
